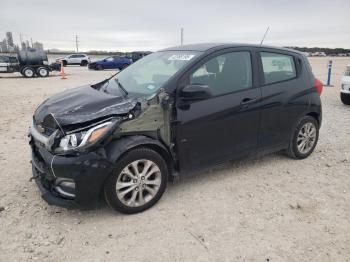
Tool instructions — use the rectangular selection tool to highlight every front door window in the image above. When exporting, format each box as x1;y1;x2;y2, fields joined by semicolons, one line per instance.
190;51;252;96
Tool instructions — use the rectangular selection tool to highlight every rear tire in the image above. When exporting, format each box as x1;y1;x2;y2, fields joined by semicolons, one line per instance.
80;60;88;66
286;116;319;159
62;60;67;67
340;93;350;105
104;147;168;214
36;67;49;77
22;67;35;78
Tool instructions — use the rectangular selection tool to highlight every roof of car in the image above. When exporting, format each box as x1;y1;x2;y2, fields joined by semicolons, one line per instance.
162;43;302;54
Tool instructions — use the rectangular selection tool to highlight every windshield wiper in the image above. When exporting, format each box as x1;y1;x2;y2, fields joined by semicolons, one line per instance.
114;78;128;98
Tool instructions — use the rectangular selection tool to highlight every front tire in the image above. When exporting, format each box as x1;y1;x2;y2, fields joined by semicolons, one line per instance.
341;93;350;105
104;147;168;214
96;64;103;70
286;116;319;159
80;60;88;66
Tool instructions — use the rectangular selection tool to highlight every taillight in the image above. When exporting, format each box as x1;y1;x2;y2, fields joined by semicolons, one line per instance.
315;78;323;96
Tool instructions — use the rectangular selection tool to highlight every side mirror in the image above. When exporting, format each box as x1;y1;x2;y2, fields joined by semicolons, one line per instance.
181;84;212;101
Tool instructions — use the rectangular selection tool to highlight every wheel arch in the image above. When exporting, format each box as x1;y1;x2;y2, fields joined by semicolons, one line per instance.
306;111;321;127
286;110;321;150
105;135;174;175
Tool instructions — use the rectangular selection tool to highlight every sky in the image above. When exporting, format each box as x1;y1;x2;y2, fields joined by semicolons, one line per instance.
1;0;349;52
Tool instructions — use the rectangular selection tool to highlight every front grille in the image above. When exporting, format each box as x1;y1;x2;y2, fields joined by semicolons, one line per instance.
31;146;52;177
40;175;53;191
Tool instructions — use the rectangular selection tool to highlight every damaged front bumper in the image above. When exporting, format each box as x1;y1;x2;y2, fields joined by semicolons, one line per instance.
30;135;114;209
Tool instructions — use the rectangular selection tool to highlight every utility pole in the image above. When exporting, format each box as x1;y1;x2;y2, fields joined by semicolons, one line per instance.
180;27;184;46
75;35;79;53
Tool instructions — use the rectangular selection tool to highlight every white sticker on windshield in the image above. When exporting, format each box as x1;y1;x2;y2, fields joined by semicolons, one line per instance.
168;54;195;61
146;84;156;90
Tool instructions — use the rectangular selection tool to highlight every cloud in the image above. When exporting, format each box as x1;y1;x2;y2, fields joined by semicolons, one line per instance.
1;0;349;51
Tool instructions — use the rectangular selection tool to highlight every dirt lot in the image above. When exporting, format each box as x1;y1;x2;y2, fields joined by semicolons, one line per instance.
0;57;349;262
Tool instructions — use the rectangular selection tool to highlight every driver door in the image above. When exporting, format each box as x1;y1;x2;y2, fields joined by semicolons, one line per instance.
69;55;78;64
102;57;113;69
175;49;261;171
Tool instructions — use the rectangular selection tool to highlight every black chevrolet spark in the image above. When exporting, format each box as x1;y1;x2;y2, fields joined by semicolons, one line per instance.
29;43;323;214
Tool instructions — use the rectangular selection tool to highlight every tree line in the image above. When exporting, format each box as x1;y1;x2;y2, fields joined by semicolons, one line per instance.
286;46;350;55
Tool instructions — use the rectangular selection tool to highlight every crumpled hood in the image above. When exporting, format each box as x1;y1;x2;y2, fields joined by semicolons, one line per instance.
34;85;137;127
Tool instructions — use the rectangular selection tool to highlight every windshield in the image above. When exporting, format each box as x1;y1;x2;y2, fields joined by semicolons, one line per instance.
103;51;200;96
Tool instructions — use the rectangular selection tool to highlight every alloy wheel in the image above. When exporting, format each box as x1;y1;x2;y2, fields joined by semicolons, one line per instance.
297;122;317;154
116;159;162;207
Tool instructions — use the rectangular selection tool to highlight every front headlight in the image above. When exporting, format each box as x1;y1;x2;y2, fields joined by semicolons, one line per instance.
57;121;113;152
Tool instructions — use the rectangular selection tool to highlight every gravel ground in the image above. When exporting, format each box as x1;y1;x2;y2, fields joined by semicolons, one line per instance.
0;57;349;262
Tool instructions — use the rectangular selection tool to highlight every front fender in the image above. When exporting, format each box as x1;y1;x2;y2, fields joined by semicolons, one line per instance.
105;135;172;166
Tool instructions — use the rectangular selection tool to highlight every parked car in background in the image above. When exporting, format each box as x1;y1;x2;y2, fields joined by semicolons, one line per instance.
341;64;350;105
88;56;132;70
29;43;322;214
125;51;152;62
311;52;327;57
58;54;90;66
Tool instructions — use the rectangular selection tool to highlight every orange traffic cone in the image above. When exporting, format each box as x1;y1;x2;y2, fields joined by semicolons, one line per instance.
60;60;67;79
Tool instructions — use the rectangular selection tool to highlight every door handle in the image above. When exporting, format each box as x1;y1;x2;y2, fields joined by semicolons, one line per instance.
240;98;256;105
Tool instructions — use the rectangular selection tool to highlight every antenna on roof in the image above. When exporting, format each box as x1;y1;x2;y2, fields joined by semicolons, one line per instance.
260;26;270;45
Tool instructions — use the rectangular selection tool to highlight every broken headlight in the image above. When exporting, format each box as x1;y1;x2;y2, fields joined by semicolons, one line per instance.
56;121;113;152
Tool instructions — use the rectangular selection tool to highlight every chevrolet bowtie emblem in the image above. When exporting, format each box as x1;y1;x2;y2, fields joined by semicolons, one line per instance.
36;125;45;133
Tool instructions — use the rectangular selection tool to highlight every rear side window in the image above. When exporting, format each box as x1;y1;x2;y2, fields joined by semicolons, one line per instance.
260;52;296;84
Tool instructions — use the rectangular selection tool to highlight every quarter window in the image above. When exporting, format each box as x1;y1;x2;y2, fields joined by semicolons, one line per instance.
260;52;296;84
190;51;252;96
